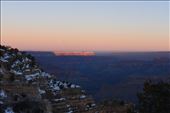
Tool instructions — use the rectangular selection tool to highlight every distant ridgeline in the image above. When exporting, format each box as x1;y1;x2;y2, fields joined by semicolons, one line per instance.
54;51;96;56
0;45;132;113
26;51;56;57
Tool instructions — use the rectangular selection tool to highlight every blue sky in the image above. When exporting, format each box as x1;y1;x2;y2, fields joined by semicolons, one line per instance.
1;1;170;51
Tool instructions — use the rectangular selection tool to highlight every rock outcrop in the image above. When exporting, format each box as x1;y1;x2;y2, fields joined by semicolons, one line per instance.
0;45;131;113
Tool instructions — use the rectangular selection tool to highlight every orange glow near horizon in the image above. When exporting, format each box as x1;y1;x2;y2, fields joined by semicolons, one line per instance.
1;1;169;52
2;28;169;52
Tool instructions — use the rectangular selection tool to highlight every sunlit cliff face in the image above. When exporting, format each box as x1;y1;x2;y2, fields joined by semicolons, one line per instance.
54;51;96;56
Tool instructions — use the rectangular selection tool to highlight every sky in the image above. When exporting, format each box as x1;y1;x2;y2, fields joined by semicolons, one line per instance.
1;1;170;52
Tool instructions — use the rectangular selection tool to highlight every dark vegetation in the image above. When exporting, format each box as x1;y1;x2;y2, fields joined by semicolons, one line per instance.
12;100;46;113
137;80;170;113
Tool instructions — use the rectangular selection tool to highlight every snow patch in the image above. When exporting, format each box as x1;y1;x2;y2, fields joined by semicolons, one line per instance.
5;107;15;113
0;58;8;63
0;90;7;98
54;98;66;102
80;95;86;99
25;72;40;81
10;70;23;75
38;88;46;95
0;101;3;104
41;72;51;78
0;49;5;52
67;110;73;113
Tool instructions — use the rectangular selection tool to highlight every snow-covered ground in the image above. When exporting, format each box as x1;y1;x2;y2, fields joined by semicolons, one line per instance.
49;79;81;93
4;107;15;113
0;90;7;99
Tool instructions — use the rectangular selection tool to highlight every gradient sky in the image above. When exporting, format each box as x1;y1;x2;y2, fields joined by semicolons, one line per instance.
1;1;170;51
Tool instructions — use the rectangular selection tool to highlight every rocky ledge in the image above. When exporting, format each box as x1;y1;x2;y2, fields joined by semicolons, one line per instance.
0;45;132;113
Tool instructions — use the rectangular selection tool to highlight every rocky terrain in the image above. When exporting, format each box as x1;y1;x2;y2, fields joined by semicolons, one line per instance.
0;45;131;113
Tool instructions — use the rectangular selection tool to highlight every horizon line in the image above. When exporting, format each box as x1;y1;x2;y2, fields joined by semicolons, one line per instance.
24;50;170;53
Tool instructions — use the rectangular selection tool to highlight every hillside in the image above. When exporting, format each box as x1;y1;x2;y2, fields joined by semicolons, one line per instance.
0;45;131;113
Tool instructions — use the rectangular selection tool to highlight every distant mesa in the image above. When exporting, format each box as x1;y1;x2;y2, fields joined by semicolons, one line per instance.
54;51;96;56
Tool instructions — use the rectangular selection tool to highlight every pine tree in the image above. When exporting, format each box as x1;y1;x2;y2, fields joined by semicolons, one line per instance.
138;80;170;113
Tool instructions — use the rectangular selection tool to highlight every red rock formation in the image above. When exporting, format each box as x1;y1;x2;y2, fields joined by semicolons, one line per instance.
54;52;96;56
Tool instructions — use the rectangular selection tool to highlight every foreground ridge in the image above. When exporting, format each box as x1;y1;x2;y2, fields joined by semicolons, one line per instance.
0;45;131;113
